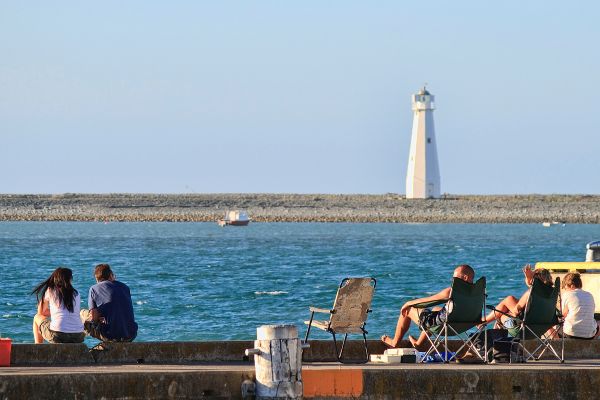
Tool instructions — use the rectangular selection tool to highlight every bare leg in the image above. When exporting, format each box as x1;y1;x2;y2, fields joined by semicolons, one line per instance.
484;296;519;324
33;314;45;344
543;325;560;339
408;306;443;349
381;307;420;347
408;331;429;349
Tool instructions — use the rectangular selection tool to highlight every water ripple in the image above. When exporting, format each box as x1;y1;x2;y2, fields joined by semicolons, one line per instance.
1;221;599;343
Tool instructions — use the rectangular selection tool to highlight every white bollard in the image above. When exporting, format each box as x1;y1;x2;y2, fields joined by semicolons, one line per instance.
245;324;303;399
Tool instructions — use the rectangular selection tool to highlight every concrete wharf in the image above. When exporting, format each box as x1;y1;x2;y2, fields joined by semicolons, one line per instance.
1;340;600;399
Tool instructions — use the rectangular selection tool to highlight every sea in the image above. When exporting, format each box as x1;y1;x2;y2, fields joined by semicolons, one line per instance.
1;222;599;344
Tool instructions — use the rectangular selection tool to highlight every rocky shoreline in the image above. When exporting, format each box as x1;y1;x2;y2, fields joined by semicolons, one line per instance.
0;194;598;223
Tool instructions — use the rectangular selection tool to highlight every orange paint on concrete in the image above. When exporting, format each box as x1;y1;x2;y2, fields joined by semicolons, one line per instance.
303;369;364;398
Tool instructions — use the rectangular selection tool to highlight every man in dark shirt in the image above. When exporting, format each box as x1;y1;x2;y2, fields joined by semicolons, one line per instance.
80;264;138;342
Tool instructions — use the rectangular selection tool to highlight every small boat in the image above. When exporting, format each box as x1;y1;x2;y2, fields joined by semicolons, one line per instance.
542;221;565;227
218;210;250;227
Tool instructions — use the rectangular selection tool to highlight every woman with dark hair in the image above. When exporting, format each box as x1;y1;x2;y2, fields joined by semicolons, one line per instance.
32;267;85;343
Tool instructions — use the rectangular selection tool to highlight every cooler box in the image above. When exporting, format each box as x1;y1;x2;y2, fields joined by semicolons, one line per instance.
370;348;417;364
0;338;11;367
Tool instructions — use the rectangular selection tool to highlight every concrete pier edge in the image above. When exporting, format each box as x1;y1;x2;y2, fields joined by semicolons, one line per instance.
2;340;600;399
8;339;600;365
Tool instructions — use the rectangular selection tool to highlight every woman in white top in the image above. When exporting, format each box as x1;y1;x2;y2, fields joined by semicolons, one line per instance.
32;267;85;344
561;272;600;339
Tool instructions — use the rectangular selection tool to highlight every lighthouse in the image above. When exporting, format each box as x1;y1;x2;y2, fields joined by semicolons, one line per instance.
405;87;441;199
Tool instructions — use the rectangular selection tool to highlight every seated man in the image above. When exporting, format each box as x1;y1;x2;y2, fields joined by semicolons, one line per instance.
80;264;138;342
381;264;475;348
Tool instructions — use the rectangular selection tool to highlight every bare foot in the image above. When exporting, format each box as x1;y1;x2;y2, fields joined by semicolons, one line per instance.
408;335;418;347
381;335;397;348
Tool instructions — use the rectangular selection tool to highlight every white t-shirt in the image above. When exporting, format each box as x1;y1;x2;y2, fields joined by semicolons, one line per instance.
562;289;597;338
44;288;84;333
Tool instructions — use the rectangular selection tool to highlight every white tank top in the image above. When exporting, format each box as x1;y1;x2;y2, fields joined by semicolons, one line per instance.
44;288;84;333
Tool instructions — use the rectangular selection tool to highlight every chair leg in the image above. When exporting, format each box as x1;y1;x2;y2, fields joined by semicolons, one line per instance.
304;311;315;344
484;294;488;363
339;334;348;360
302;312;315;362
522;324;532;361
561;328;565;363
444;324;449;363
416;309;444;363
446;325;486;363
331;332;369;364
419;328;444;362
332;333;341;362
362;329;369;362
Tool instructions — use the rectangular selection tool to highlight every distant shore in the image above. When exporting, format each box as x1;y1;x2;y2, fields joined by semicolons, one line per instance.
0;194;598;223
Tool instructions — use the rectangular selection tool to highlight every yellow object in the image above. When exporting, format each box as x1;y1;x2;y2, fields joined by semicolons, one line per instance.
535;262;600;314
535;262;600;272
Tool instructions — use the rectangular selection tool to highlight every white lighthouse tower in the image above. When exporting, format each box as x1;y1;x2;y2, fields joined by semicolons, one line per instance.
405;87;441;199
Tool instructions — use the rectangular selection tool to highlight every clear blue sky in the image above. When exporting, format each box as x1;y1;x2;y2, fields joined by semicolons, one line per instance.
1;1;598;194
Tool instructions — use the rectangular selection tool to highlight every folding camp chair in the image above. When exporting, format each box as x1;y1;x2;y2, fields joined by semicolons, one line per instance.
303;277;376;363
488;277;564;362
413;277;487;363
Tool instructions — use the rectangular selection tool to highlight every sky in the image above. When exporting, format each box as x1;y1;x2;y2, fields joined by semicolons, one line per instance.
1;1;598;194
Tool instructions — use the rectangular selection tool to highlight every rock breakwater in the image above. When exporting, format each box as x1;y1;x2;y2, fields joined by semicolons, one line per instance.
0;194;598;223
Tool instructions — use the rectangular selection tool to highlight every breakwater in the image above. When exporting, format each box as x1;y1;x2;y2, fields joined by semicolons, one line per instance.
0;194;598;223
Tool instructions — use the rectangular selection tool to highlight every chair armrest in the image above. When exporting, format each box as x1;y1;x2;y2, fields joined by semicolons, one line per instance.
411;299;449;309
309;307;333;314
555;309;564;322
485;305;522;322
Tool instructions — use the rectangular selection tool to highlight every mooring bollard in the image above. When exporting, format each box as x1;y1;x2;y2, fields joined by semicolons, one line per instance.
245;325;304;399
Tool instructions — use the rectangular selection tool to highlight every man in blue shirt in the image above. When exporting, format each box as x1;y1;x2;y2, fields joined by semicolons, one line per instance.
80;264;138;342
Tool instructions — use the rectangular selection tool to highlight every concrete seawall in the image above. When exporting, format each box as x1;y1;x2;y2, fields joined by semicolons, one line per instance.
1;193;599;223
10;339;600;365
3;340;600;399
4;363;600;400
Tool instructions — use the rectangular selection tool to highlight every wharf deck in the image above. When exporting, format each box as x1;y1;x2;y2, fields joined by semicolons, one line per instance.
2;360;600;399
2;340;599;399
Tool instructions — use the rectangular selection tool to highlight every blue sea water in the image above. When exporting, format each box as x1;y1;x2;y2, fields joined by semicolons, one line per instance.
1;222;599;344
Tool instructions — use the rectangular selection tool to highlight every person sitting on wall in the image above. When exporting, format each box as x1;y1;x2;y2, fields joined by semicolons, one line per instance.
557;272;600;339
32;267;86;344
381;264;475;348
80;264;138;342
483;265;553;329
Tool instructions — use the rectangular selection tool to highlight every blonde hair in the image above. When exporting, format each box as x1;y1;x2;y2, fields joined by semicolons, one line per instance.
533;268;553;286
561;272;582;289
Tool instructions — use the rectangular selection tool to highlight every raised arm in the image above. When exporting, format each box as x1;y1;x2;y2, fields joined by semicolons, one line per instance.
523;264;535;286
512;290;530;316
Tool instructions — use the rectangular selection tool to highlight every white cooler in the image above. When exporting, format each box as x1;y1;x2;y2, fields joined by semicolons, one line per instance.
370;348;417;364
